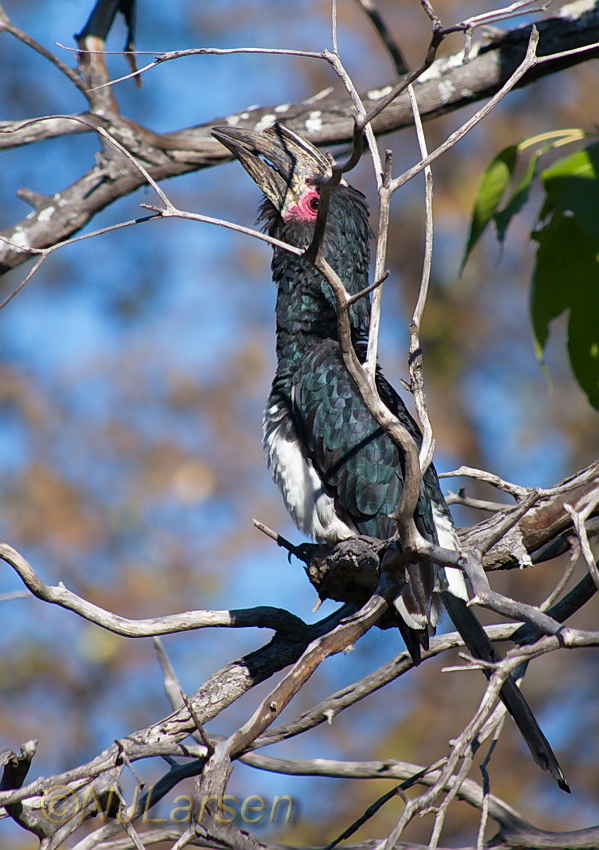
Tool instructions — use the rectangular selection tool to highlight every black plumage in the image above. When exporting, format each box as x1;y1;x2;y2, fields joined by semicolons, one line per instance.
213;123;569;792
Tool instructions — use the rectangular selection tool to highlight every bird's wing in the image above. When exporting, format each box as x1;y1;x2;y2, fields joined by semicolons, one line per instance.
292;338;436;631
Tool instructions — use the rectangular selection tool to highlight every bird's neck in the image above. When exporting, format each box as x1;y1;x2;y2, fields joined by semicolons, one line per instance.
272;251;369;389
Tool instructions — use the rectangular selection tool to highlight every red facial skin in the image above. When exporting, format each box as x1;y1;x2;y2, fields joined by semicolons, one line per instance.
284;188;320;222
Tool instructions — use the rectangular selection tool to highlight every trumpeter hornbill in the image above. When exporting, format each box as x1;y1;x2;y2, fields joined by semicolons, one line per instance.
212;123;568;792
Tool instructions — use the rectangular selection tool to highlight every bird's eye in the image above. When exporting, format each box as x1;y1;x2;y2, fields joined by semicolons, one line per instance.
308;195;320;212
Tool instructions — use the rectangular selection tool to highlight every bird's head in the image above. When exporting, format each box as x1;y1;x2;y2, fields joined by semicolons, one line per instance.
212;123;331;233
213;123;372;332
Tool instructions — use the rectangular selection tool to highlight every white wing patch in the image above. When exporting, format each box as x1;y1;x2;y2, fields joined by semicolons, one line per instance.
263;403;356;544
432;502;469;601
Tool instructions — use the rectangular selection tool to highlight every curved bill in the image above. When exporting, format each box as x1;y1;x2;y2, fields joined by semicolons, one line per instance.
212;123;331;214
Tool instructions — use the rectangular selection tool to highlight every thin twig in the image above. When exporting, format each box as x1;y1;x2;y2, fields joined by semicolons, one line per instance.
240;750;525;831
439;465;527;498
445;491;511;513
252;519;309;561
56;43;325;90
354;0;409;75
0;111;304;309
141;203;304;256
347;270;389;305
365;150;393;376
476;717;505;850
391;26;541;192
315;257;423;545
304;43;384;266
178;690;215;755
479;489;541;555
406;82;435;474
152;638;185;711
326;759;447;849
427;755;475;850
0;215;156;310
0;590;31;602
0;15;90;98
331;0;339;56
565;495;599;592
539;553;577;612
382;638;527;848
0;254;46;311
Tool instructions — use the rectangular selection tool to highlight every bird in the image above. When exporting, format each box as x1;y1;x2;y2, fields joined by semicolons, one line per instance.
212;122;569;792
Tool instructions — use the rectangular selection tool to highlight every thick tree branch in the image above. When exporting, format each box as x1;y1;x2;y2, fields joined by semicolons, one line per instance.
462;460;599;571
1;0;599;276
0;606;348;810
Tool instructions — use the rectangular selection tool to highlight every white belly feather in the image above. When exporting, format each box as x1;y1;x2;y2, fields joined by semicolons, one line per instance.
263;401;355;543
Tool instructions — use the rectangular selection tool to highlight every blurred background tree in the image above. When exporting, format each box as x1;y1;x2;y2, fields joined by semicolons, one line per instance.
0;1;597;847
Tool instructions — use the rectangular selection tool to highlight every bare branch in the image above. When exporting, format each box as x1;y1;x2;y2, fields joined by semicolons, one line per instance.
2;4;598;847
461;461;599;571
64;44;325;91
445;492;511;513
0;9;90;99
2;4;599;277
539;552;578;611
225;579;397;760
141;203;304;256
439;465;528;498
391;25;540;191
0;540;310;637
0;606;350;819
406;82;435;474
565;493;599;592
314;256;423;545
354;0;409;75
242;749;525;828
365;150;393;376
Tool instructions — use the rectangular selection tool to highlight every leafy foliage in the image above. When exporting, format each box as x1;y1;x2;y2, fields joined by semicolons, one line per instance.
463;131;599;410
461;144;519;270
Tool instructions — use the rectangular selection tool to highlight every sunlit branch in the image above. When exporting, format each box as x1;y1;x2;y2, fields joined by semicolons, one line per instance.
391;26;540;191
406;81;435;475
0;540;310;638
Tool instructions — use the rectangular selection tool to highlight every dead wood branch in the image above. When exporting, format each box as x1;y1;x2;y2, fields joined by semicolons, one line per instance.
1;1;599;275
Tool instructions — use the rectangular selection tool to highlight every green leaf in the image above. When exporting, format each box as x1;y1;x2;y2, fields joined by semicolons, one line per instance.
542;142;599;239
460;145;518;273
537;193;554;228
494;149;542;244
531;213;577;351
569;275;599;410
531;211;599;409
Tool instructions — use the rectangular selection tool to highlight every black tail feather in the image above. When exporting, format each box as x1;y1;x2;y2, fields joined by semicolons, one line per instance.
395;612;425;666
442;593;570;793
